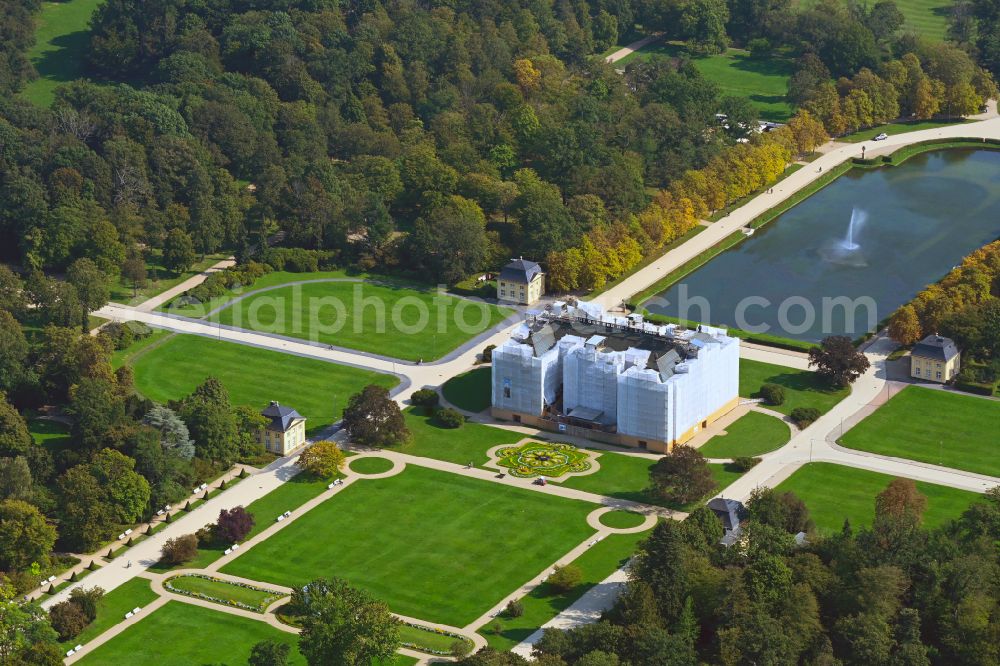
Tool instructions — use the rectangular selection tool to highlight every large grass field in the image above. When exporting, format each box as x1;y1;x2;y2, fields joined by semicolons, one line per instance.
486;528;652;650
618;42;795;121
121;332;396;432
209;280;512;361
698;411;790;458
161;270;357;317
76;602;307;665
840;386;1000;477
21;0;104;106
59;578;159;651
221;465;596;627
740;359;849;416
149;471;335;573
559;451;743;511
775;462;982;533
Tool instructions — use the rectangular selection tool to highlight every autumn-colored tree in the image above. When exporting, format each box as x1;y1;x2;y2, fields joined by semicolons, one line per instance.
888;305;922;345
875;478;928;527
513;58;541;93
162;534;198;565
298;441;347;478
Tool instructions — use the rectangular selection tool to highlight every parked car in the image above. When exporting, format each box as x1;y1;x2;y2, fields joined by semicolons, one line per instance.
874;132;888;141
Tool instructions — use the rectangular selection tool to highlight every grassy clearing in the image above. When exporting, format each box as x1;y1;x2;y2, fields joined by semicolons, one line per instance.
598;510;648;529
559;452;743;511
29;418;72;451
698;411;790;458
123;333;396;432
22;0;104;106
485;529;651;650
739;359;849;416
59;578;159;650
775;462;983;533
349;456;395;474
618;42;794;121
221;465;596;627
209;280;512;361
840;386;1000;477
837;118;970;143
392;407;523;467
76;601;306;665
442;367;492;412
166;575;283;611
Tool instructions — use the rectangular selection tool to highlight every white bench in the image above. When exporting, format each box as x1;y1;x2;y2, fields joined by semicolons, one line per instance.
283;511;291;517
117;533;126;540
47;575;56;583
224;548;233;555
66;649;75;657
133;607;141;614
232;544;240;550
276;515;285;522
124;529;133;536
75;644;82;651
125;612;133;619
200;483;208;490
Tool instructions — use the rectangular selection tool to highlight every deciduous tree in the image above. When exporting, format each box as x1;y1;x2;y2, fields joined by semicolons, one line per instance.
342;385;409;448
296;577;399;666
297;441;346;478
649;445;715;505
808;336;870;387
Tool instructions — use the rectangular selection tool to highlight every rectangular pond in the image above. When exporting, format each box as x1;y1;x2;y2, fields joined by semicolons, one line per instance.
645;149;1000;342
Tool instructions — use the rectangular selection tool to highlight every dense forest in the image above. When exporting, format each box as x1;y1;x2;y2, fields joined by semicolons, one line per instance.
462;482;1000;666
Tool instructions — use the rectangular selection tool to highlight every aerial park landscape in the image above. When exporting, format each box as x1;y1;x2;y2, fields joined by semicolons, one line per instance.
0;0;999;663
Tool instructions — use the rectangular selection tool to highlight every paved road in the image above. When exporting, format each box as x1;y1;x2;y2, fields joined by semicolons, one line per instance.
605;34;662;64
135;257;235;312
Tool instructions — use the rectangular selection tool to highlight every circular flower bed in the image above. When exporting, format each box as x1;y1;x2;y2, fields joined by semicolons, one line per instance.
496;442;593;478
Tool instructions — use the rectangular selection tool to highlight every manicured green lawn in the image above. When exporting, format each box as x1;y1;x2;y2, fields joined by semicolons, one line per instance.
124;333;397;432
392;407;522;467
109;252;229;306
76;601;306;665
210;280;512;361
618;42;795;121
486;529;651;650
59;578;159;650
442;367;492;412
598;510;647;529
559;451;743;511
839;386;1000;477
740;359;849;416
221;465;596;627
698;411;790;458
21;0;104;106
775;462;983;533
166;575;283;611
161;270;358;317
349;456;395;474
837;118;969;143
398;624;473;654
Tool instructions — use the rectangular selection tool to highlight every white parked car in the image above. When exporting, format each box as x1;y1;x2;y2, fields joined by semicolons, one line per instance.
874;132;888;141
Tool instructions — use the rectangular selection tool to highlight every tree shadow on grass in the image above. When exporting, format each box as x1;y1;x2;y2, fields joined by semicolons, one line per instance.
727;52;795;78
33;30;91;83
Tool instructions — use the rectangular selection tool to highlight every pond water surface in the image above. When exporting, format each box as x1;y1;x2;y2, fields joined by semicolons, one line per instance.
645;149;1000;341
